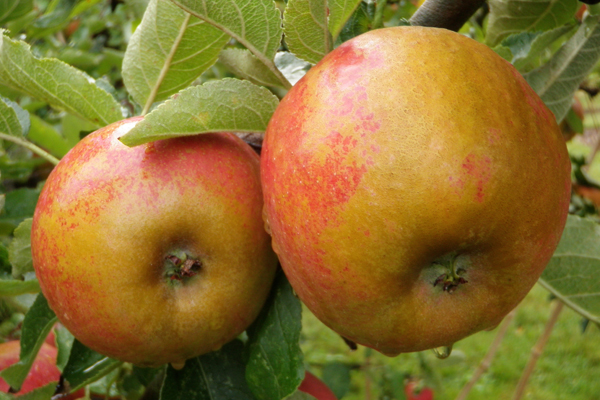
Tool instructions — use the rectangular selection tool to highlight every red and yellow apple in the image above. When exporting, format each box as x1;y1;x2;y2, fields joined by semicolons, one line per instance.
32;118;278;367
261;27;571;355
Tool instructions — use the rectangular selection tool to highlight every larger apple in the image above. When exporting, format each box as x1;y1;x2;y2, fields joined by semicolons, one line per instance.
261;27;571;355
32;118;278;367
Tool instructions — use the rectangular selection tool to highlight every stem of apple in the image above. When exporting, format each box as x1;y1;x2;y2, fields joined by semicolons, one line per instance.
0;132;60;165
432;252;468;293
164;251;202;284
409;0;486;31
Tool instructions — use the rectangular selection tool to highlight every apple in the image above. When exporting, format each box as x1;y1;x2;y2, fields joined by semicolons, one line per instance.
31;117;278;367
298;371;337;400
261;27;571;355
0;341;59;396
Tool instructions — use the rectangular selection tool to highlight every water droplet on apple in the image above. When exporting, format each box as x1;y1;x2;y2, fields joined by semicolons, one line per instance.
170;360;186;370
432;344;453;359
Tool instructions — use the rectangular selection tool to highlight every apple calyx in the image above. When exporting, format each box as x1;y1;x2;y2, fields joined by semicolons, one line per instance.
164;250;202;283
431;252;468;293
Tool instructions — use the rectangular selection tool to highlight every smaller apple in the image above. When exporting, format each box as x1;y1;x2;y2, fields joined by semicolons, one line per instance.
0;340;85;398
0;341;59;396
298;371;337;400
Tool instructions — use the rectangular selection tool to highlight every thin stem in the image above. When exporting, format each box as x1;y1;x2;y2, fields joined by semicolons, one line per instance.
410;0;486;31
143;13;192;115
364;349;372;400
512;301;564;400
0;132;60;165
455;308;517;400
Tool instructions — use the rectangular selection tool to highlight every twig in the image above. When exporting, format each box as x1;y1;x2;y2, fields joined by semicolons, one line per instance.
409;0;486;32
364;348;372;400
512;301;564;400
455;308;517;400
0;132;60;165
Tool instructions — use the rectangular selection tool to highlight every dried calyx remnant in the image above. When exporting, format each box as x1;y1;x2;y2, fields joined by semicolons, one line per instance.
164;250;202;282
432;251;468;293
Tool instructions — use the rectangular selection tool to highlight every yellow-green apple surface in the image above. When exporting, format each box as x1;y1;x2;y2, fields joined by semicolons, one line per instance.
261;26;571;355
32;117;278;367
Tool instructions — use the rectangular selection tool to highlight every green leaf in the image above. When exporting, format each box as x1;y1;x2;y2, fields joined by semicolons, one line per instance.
54;323;75;372
274;52;311;86
171;0;283;60
0;279;40;296
218;48;283;88
133;365;163;386
122;0;228;110
525;14;600;123
28;114;72;158
126;0;151;19
0;294;57;391
0;240;10;278
328;0;362;41
284;0;332;64
120;78;279;146
502;24;575;71
288;392;317;400
0;97;27;138
322;363;351;399
0;33;123;126
0;0;34;25
8;218;33;279
0;156;44;185
565;103;584;133
486;0;579;46
540;215;600;324
246;272;304;400
493;44;514;61
62;339;123;391
33;0;77;30
61;113;100;146
337;3;370;44
160;340;255;400
0;187;40;236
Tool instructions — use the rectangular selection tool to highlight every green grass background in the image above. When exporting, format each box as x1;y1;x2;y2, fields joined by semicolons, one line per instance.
300;284;600;400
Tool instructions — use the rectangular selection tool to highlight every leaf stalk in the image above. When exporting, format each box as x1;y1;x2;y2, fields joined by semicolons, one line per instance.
0;132;60;165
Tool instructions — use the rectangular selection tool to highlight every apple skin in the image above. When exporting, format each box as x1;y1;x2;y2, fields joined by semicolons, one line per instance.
261;27;571;355
298;371;337;400
32;118;278;367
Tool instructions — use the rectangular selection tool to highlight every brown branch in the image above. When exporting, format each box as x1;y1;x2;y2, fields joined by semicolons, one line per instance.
512;301;564;400
409;0;486;32
455;308;517;400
